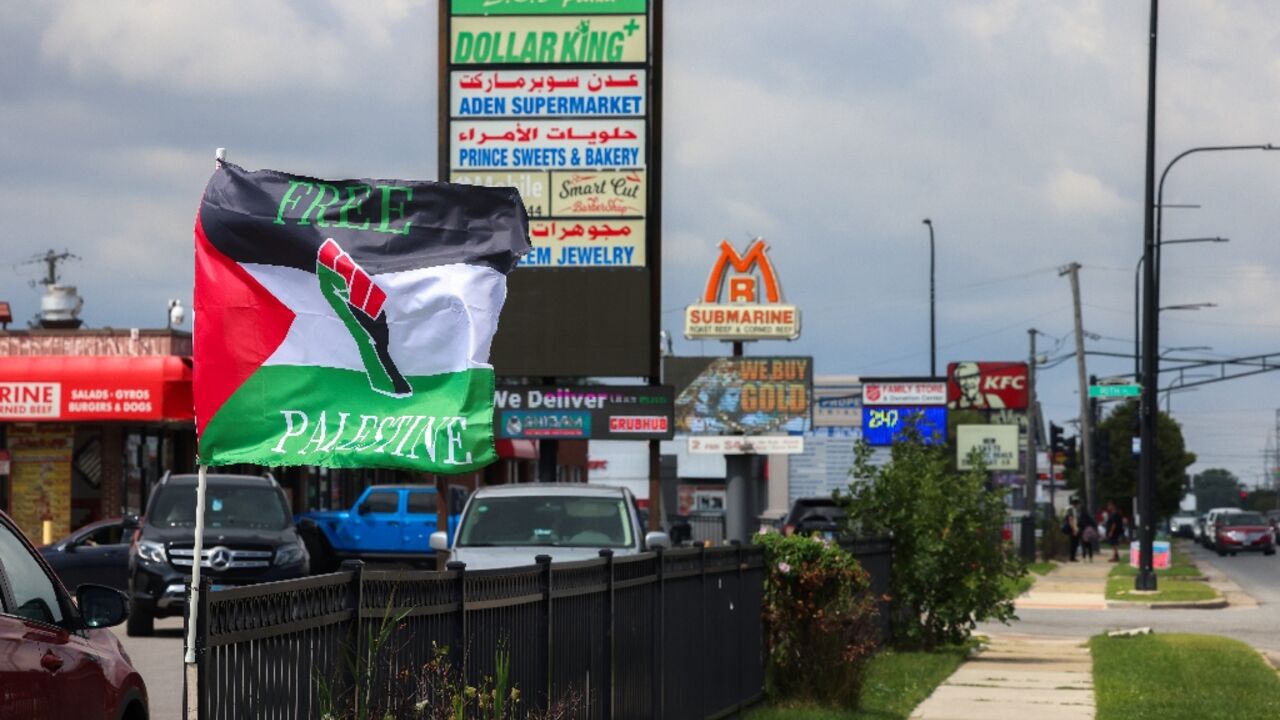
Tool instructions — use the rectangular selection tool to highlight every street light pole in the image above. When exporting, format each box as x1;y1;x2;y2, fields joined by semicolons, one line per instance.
1137;0;1160;592
1141;130;1276;591
922;219;936;377
1133;238;1227;379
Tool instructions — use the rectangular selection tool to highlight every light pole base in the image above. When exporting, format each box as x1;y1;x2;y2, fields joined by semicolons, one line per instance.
1135;571;1158;592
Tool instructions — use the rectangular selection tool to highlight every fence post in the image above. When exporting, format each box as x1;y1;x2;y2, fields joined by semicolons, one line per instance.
537;554;553;712
446;560;467;683
339;559;365;716
599;549;615;720
1021;515;1037;562
196;575;211;720
652;547;664;720
731;540;744;713
698;543;707;719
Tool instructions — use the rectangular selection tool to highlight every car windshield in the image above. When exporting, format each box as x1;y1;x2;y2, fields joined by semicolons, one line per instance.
148;484;291;530
1222;514;1265;527
786;501;840;525
457;496;633;548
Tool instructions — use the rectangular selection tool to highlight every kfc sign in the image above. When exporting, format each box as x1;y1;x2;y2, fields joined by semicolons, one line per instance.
684;239;800;340
946;362;1028;410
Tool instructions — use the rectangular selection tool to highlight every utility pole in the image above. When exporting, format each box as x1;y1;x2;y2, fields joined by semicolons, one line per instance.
1025;329;1039;512
1060;262;1096;514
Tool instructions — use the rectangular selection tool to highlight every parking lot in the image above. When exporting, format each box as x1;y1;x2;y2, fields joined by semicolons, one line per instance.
111;617;185;719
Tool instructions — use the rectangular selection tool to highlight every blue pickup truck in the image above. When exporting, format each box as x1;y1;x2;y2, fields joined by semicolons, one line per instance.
298;484;468;571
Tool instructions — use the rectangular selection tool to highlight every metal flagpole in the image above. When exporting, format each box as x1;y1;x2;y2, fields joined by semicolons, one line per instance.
184;463;208;664
185;147;223;665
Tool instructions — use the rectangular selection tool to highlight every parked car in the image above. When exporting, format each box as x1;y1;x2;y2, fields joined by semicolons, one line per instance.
298;484;468;572
1265;510;1280;530
126;472;310;636
432;484;670;570
1202;508;1243;550
1168;513;1197;538
40;518;130;593
0;509;148;719
1192;514;1207;541
1212;512;1275;556
783;497;846;538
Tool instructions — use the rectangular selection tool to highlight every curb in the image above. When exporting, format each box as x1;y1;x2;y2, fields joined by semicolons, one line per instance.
1105;597;1228;610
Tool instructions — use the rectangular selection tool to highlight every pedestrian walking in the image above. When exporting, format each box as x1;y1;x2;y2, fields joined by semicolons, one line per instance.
1063;498;1081;561
1081;524;1097;562
1105;501;1124;562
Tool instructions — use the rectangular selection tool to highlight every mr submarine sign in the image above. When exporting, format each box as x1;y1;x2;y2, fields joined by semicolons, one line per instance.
684;239;800;341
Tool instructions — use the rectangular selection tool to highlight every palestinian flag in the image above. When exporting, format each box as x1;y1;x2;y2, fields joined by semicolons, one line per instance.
194;162;529;473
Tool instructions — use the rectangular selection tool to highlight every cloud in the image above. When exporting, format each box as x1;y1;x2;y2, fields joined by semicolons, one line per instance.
1045;168;1130;217
38;0;426;96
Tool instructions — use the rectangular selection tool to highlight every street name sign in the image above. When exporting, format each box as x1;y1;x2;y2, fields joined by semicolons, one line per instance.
1088;384;1141;398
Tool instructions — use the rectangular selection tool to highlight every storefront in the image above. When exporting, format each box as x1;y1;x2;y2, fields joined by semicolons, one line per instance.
0;332;196;543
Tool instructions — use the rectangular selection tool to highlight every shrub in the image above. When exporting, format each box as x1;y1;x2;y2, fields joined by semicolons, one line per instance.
755;532;880;709
840;439;1023;649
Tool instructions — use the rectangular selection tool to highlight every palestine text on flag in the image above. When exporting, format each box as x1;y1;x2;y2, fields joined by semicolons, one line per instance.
194;162;529;473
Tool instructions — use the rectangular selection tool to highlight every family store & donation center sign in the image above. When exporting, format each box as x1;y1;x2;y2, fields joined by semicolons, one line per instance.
446;0;650;268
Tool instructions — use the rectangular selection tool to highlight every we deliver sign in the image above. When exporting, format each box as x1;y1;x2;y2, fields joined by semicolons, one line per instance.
494;385;673;440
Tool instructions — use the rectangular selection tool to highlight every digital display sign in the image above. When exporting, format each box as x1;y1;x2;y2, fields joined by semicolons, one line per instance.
860;406;947;447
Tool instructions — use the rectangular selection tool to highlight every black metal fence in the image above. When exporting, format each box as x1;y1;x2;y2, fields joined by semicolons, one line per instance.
188;545;767;719
187;538;894;719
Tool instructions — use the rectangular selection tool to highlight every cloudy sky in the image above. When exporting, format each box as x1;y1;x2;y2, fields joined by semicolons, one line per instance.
4;1;1280;490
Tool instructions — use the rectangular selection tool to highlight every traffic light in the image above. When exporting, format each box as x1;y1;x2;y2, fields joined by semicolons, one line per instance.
1064;437;1078;472
1050;423;1064;455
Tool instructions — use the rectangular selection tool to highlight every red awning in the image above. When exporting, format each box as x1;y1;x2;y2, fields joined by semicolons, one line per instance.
496;439;538;460
0;355;193;423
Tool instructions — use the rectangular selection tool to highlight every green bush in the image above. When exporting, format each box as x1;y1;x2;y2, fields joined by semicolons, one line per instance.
839;440;1023;649
755;532;880;709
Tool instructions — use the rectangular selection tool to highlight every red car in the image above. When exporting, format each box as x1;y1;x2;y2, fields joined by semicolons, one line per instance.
1214;512;1277;557
0;510;148;719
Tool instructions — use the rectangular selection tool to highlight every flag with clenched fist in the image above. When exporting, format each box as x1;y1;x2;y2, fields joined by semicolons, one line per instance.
193;161;529;472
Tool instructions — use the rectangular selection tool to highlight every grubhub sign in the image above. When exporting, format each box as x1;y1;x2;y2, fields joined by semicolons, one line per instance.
684;239;800;340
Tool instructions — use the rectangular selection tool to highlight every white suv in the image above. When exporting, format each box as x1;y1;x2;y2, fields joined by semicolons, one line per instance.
431;484;670;570
1202;507;1242;550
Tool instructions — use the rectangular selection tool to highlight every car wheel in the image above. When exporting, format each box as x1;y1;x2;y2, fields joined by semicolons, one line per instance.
1217;549;1227;557
126;606;154;637
1230;552;1238;557
1265;549;1275;556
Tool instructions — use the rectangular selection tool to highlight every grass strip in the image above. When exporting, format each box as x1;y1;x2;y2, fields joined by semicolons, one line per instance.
1092;633;1280;720
1105;577;1218;603
747;644;970;720
1026;561;1056;576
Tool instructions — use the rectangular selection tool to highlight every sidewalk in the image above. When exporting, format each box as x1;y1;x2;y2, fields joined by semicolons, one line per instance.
909;633;1094;720
1015;560;1110;610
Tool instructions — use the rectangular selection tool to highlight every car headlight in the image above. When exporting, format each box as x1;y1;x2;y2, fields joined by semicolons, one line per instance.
275;542;307;566
136;540;166;565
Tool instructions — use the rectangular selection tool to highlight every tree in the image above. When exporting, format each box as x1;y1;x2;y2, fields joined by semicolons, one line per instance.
1095;401;1195;520
840;435;1022;649
1193;468;1241;511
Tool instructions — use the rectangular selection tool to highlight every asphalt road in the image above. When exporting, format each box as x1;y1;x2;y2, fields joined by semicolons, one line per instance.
978;540;1280;651
111;617;185;720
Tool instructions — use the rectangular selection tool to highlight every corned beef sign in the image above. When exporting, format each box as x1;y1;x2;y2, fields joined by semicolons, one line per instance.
684;239;800;340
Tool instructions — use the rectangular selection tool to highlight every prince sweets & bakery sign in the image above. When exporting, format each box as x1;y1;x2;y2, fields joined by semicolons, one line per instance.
684;239;799;340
